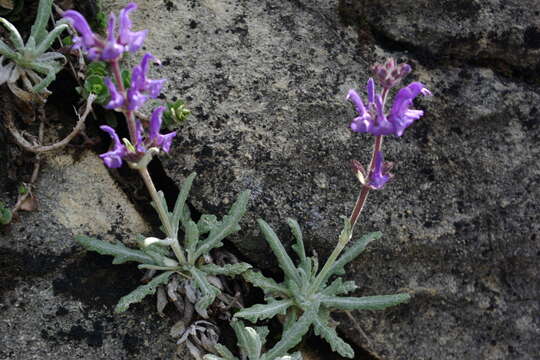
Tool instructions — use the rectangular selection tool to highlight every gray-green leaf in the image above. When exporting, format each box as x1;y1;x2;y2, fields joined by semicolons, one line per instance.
234;299;293;323
313;316;354;358
76;235;156;265
114;271;174;313
172;172;196;233
199;262;252;276
242;270;290;297
321;293;411;311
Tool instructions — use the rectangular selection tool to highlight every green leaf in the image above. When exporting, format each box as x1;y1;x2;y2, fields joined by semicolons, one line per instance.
287;218;309;274
203;355;225;360
171;172;196;233
313;316;354;358
277;353;303;360
34;23;68;55
214;344;238;360
0;17;23;50
321;293;411;311
233;321;261;360
184;219;199;264
282;308;298;333
199;262;251;276
262;303;319;360
242;270;290;297
197;214;219;234
114;271;174;313
326;231;382;279
257;219;301;285
235;299;293;323
193;191;250;260
30;0;53;44
254;326;270;347
0;205;12;225
322;278;358;296
191;267;220;317
76;235;157;265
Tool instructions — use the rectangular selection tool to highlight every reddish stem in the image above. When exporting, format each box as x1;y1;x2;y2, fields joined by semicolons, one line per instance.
110;60;137;144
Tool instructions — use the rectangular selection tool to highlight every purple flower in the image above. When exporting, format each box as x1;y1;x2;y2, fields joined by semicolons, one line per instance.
368;151;393;189
347;78;394;136
104;78;125;109
63;3;147;62
126;53;166;110
149;107;176;152
99;126;127;168
388;82;432;137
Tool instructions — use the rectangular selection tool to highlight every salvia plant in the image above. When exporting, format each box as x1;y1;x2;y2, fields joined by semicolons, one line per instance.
0;0;68;102
60;2;431;360
203;320;302;360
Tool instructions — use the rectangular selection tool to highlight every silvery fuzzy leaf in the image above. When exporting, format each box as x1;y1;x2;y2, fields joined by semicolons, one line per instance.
203;355;226;360
232;321;261;360
287;218;308;274
321;293;411;311
191;268;220;318
313;315;354;358
276;353;302;360
185;219;200;263
197;214;220;234
242;270;290;297
234;299;293;323
76;235;157;265
257;219;301;285
322;278;358;297
30;0;53;44
253;326;269;347
323;231;382;283
114;271;174;313
172;172;197;233
194;190;250;260
0;17;23;49
261;303;319;360
36;51;66;63
282;308;298;333
34;24;68;55
0;39;16;59
199;262;252;276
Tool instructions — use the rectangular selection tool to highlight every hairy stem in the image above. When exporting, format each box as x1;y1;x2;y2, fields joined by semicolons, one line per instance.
138;168;187;265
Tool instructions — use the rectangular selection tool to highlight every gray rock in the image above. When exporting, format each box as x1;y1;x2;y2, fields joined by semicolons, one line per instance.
120;0;538;359
0;151;185;359
359;0;540;72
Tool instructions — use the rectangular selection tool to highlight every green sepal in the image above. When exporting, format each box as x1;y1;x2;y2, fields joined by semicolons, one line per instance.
257;219;301;285
193;190;250;260
114;271;174;313
234;299;293;323
199;262;251;276
313;315;354;358
75;235;157;265
321;293;411;311
242;270;290;297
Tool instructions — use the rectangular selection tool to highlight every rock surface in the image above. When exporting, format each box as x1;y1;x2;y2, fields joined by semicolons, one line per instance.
0;151;184;359
116;0;538;359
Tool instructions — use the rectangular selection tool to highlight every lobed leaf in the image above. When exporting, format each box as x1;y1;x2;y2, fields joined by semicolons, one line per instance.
242;270;290;297
76;235;156;265
199;262;252;276
313;316;354;358
193;191;250;260
233;321;262;360
114;271;174;313
325;231;382;281
171;172;196;234
197;214;220;234
322;278;358;297
257;219;301;285
321;293;411;311
261;304;319;360
234;299;293;323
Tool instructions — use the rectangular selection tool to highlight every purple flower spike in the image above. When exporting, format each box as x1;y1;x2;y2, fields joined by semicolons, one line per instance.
63;3;147;62
104;78;124;109
126;53;165;110
99;126;127;168
388;82;431;136
368;151;393;189
149;107;177;152
119;3;148;52
348;79;395;136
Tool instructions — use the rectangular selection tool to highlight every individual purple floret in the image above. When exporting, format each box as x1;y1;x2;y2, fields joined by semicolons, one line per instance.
388;82;433;137
148;107;176;152
104;53;165;111
63;3;147;62
99;126;127;168
348;78;431;137
347;78;394;136
368;151;393;189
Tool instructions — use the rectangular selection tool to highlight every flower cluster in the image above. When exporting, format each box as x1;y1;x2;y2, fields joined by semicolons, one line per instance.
64;3;175;169
63;3;147;62
348;58;431;189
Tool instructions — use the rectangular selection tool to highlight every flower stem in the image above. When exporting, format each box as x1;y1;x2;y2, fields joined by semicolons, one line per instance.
138;168;187;265
110;60;137;144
